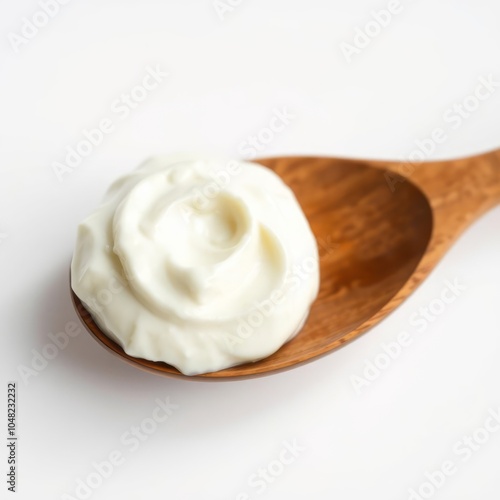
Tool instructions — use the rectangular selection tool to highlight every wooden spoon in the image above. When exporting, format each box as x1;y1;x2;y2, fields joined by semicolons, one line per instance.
71;150;500;380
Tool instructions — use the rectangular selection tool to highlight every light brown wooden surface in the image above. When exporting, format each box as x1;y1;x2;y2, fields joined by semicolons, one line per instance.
71;150;500;379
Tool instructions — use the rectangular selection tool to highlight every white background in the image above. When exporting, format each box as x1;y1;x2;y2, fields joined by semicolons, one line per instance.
1;1;500;499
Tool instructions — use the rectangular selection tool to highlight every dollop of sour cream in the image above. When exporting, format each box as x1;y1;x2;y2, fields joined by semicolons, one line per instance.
71;155;319;375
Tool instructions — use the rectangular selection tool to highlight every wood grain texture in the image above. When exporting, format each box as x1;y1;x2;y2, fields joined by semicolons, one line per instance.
71;150;500;379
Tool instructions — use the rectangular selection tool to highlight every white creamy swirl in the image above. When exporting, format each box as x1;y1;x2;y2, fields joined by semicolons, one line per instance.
71;155;319;375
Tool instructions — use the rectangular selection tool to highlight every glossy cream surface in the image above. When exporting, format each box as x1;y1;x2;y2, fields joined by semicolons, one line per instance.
71;156;319;375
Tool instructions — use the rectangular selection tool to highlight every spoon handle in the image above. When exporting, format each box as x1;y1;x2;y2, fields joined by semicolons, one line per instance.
361;149;500;323
364;149;500;303
381;148;500;232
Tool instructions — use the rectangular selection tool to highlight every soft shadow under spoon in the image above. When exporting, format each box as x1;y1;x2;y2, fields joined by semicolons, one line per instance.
71;150;500;379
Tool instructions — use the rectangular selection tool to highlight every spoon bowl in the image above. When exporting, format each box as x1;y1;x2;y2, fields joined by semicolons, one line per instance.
71;152;500;379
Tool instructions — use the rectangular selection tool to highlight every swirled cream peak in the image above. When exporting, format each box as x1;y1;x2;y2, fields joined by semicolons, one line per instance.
71;156;319;375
